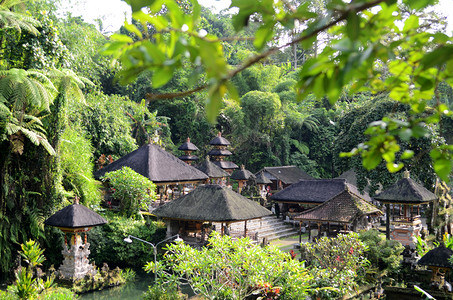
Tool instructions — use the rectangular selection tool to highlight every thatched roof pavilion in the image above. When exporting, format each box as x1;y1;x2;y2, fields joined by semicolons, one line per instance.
178;137;199;152
231;165;255;181
44;198;106;280
418;245;453;284
294;190;382;224
209;132;231;146
153;184;272;241
374;177;437;204
94;143;208;185
256;166;313;190
255;171;272;185
374;172;437;242
418;245;453;269
208;132;238;173
270;178;370;204
45;200;107;231
153;184;271;222
195;157;230;185
178;137;199;165
231;165;256;193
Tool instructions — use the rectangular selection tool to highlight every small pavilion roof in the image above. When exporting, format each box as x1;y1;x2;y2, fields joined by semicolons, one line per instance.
231;165;255;181
257;166;313;185
270;178;371;204
212;160;239;170
178;137;199;151
255;171;272;184
195;157;230;178
208;149;233;156
45;201;107;229
94;143;208;184
293;190;382;223
178;155;199;161
418;245;453;268
374;177;437;204
152;184;272;222
210;132;231;146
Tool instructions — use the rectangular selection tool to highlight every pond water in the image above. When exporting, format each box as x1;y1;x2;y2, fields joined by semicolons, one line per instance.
78;273;153;300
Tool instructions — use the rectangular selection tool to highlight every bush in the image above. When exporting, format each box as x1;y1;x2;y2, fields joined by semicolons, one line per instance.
150;232;313;300
88;214;166;269
359;229;404;273
299;232;369;298
102;167;157;217
143;285;184;300
1;240;76;300
60;127;102;207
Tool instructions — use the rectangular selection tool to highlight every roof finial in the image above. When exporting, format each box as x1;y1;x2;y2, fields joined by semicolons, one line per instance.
403;170;410;178
187;137;190;142
74;196;79;205
218;132;221;137
241;164;245;170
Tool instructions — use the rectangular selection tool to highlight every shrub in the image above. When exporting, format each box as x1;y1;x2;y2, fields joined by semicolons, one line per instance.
359;229;404;273
102;167;157;217
88;214;166;269
1;240;76;300
299;232;370;298
149;232;313;300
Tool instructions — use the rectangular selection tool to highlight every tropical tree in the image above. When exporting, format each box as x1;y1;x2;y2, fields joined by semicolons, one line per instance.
105;0;453;181
0;68;56;155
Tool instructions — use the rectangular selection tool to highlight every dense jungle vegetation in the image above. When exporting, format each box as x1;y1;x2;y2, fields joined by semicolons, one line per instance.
1;0;453;291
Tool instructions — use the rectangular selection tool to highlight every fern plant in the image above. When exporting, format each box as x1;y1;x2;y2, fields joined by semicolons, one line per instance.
0;0;40;35
0;68;57;155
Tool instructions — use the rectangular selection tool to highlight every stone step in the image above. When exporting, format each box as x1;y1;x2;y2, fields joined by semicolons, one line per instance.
214;216;299;242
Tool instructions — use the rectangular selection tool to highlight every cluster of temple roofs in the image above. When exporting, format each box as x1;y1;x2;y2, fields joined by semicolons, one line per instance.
45;131;445;281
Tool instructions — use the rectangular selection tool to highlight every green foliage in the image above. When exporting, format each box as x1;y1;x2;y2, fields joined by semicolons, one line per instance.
68;91;138;160
108;0;453;181
150;232;314;300
359;229;404;273
88;214;166;268
60;127;101;206
2;240;76;300
0;0;40;36
102;167;156;217
300;233;369;298
2;10;69;70
0;68;58;155
142;285;183;300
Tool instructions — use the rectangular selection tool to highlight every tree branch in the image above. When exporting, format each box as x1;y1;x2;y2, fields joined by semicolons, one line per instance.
145;0;389;101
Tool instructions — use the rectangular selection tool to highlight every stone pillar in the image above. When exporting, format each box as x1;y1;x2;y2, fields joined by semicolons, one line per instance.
58;233;96;280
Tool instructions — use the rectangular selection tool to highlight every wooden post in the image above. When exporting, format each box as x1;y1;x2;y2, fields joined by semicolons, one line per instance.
317;223;321;238
244;220;248;238
386;203;390;240
299;222;302;244
308;222;311;242
327;222;330;237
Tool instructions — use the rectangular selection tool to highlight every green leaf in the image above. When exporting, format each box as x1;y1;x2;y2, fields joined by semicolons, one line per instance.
110;33;134;43
152;67;173;88
420;45;453;69
363;150;382;170
123;0;156;12
401;150;414;160
206;83;227;123
432;157;452;182
254;23;274;50
402;0;436;10
403;15;419;32
346;12;360;41
123;22;143;39
387;162;403;173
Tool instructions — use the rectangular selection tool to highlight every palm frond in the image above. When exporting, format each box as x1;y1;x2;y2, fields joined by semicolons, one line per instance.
0;0;40;35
